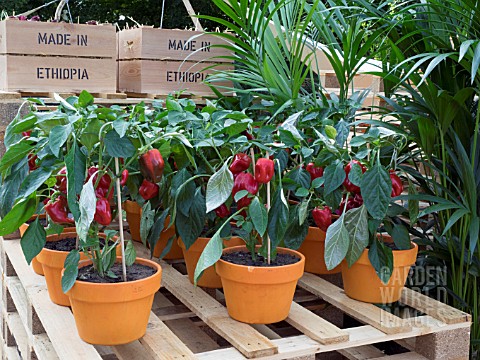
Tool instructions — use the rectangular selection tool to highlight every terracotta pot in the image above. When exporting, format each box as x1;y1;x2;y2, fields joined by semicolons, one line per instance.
297;226;341;275
341;238;418;303
37;232;119;306
151;216;183;260
124;200;142;242
66;257;161;345
178;236;244;288
216;246;305;324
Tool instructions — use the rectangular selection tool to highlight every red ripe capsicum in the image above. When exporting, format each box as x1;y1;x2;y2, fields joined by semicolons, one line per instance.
139;179;159;200
139;149;165;183
86;167;113;200
312;206;332;232
306;163;324;181
229;153;252;174
232;172;258;208
56;167;67;192
94;197;112;226
255;158;275;184
45;197;74;224
214;204;230;218
27;154;38;171
120;169;129;186
389;170;403;197
343;160;366;193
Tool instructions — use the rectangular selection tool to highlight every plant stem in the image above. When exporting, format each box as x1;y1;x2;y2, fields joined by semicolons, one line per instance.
266;152;271;265
115;157;127;282
250;148;256;175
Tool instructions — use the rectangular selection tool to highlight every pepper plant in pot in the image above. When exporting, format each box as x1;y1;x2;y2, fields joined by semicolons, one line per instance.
320;125;418;304
194;146;306;324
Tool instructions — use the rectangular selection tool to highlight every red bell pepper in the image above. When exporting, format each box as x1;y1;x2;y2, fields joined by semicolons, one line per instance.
229;153;252;174
120;169;129;186
86;167;113;200
139;149;165;183
343;160;366;193
214;204;230;218
56;167;67;192
312;206;332;232
45;197;74;224
232;172;258;209
306;163;324;181
27;154;38;171
94;197;112;226
139;179;159;200
22;131;31;138
390;170;403;197
255;158;275;184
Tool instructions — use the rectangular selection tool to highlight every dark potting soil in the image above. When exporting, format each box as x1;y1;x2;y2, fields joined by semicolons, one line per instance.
27;218;47;227
44;237;77;251
221;251;300;267
77;263;156;283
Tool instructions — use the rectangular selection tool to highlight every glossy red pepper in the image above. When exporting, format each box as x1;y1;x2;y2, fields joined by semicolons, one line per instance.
232;172;258;199
390;170;403;197
255;158;275;184
242;130;255;140
312;206;332;232
45;197;74;224
214;204;230;218
229;153;252;174
120;169;129;186
336;194;364;215
139;179;159;200
56;167;67;192
306;163;324;181
343;160;366;193
22;131;31;138
94;197;112;226
86;167;113;200
27;154;38;171
139;149;165;183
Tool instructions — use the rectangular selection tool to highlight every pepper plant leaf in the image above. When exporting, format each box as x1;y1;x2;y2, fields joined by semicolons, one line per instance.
206;161;234;213
360;159;391;220
344;205;369;266
368;238;394;284
20;216;46;265
324;162;346;196
65;141;86;221
324;212;349;270
61;249;80;293
249;197;268;237
193;230;223;285
0;192;36;236
76;176;97;242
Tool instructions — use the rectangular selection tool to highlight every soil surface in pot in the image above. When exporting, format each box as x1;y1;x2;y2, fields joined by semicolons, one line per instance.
44;237;77;251
221;251;300;267
77;263;156;283
27;218;47;227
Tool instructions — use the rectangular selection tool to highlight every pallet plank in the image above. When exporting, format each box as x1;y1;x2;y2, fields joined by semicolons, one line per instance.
2;240;102;360
138;312;195;359
159;260;278;358
338;345;385;359
298;273;411;334
400;288;471;324
113;341;156;360
286;302;349;345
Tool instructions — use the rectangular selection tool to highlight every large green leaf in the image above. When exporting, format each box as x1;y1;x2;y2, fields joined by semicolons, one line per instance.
49;124;72;157
104;130;136;158
193;231;223;285
65;142;86;221
17;167;52;200
360;160;391;220
249;197;268;237
0;192;36;236
61;250;80;293
323;162;346;196
344;205;369;266
368;238;393;284
147;209;170;257
205;162;234;213
176;188;206;249
0;159;28;217
140;202;155;247
0;141;33;174
284;205;309;250
20;216;46;265
324;213;349;270
267;187;289;248
76;176;96;242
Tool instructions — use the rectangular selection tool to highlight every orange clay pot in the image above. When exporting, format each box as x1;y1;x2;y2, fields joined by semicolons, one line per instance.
37;232;119;306
341;237;418;303
216;246;305;324
178;236;244;288
297;226;341;275
124;200;142;242
65;257;162;345
151;216;183;260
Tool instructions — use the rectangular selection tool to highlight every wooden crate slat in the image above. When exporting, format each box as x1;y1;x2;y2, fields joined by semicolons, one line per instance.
338;344;385;359
113;341;157;360
286;302;349;344
32;334;59;360
298;273;411;334
4;312;31;360
2;240;103;360
137;312;196;359
159;260;278;358
374;353;428;359
400;288;471;324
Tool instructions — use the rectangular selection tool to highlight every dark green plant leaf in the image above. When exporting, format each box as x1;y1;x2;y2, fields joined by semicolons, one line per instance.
113;119;129;138
0;192;36;236
360;160;391;220
20;216;46;265
324;212;349;270
368;238;393;284
104;130;136;158
49;124;72;157
335;119;349;146
391;224;411;250
206;162;234;213
176;188;206;249
284;206;309;250
78;90;94;107
193;230;223;285
125;240;136;266
140;202;155;247
324;162;346;196
65;142;86;221
0;141;33;174
344;205;369;266
249;197;268;237
267;187;289;248
348;162;363;187
0;159;28;217
285;167;310;190
16;167;52;200
61;250;80;293
147;208;170;257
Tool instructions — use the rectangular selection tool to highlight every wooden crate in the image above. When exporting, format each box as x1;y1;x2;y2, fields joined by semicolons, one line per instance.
0;235;471;360
0;20;117;93
117;28;233;96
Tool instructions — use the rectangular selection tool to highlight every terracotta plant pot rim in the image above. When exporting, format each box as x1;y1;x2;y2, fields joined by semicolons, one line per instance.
219;245;305;270
44;231;116;255
71;256;161;287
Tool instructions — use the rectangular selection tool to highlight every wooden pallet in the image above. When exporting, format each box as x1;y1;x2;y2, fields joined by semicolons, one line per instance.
0;236;471;360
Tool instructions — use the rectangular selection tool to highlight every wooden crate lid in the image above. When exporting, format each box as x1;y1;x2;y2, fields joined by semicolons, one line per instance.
0;20;116;59
118;27;232;63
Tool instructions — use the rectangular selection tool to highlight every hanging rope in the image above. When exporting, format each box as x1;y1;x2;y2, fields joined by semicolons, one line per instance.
160;0;166;29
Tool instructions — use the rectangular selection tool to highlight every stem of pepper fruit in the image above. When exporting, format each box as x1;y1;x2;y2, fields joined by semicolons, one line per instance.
115;157;127;282
266;152;271;265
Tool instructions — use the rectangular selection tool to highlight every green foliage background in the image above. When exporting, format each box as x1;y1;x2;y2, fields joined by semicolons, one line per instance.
0;0;224;29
